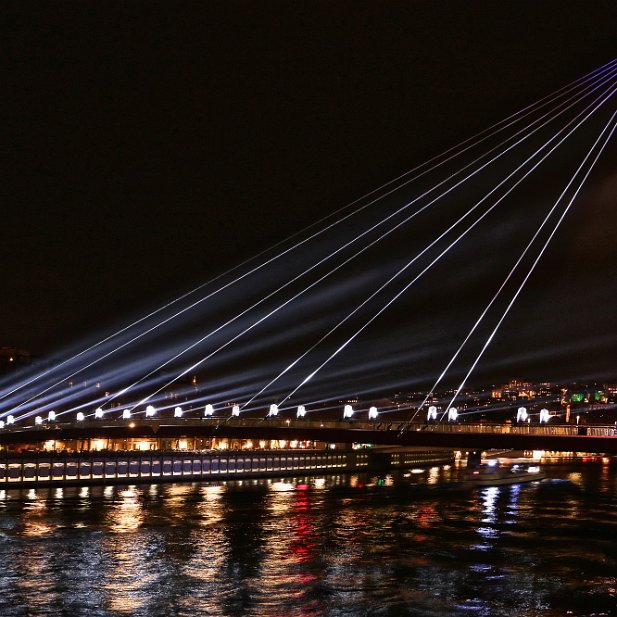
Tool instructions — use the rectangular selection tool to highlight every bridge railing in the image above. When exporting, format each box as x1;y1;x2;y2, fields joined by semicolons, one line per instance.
411;423;617;437
2;416;616;438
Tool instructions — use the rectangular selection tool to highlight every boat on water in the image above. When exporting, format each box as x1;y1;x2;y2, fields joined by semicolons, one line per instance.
464;462;546;487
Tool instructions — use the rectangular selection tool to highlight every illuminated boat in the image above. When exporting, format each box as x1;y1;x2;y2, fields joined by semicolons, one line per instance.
464;463;546;487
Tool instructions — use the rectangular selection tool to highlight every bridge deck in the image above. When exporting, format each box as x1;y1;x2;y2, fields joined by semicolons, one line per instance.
2;419;617;453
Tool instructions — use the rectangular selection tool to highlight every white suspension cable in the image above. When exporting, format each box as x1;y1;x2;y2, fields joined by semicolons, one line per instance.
4;59;614;408
439;112;617;420
280;85;617;406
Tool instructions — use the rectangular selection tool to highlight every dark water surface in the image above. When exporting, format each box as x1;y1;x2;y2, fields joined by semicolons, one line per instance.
1;464;617;617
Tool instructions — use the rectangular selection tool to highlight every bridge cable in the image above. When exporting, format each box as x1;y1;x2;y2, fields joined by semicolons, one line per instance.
95;70;617;417
405;109;617;428
245;73;617;409
437;110;617;421
3;58;615;410
276;82;617;408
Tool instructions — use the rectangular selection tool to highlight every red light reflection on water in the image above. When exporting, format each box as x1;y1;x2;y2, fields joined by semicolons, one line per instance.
290;487;316;560
417;503;436;529
274;486;326;617
414;502;438;543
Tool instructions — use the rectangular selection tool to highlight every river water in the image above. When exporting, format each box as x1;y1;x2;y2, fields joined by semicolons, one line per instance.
1;463;616;617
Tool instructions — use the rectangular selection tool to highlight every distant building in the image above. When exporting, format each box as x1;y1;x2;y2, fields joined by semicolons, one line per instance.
564;384;607;405
491;379;538;401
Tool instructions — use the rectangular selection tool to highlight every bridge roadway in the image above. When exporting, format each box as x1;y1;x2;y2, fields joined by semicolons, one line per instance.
2;418;617;453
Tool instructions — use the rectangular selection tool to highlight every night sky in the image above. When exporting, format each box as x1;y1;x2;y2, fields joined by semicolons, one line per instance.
4;1;617;397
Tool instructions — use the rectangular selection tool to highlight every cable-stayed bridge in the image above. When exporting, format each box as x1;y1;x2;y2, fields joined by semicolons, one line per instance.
2;416;617;454
1;58;616;453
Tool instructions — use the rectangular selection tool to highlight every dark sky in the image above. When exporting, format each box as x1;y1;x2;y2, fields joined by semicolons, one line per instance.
3;1;617;393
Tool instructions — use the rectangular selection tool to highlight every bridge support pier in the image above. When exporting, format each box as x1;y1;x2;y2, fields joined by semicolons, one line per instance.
467;450;483;469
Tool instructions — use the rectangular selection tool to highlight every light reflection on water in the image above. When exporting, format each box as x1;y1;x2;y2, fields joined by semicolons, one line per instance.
0;465;617;616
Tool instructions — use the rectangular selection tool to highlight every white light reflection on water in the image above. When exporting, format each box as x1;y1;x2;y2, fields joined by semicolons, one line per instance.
472;486;500;550
155;483;231;617
108;486;144;533
481;486;499;523
568;471;583;485
21;488;51;537
270;481;295;492
507;482;521;516
0;467;617;616
427;466;440;484
102;486;154;615
196;484;225;527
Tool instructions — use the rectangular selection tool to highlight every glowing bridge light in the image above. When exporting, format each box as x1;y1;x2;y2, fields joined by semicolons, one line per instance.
368;406;378;420
174;406;183;418
231;405;240;417
268;404;279;417
427;405;438;421
297;405;306;418
95;407;104;419
47;411;56;423
204;404;214;417
76;412;85;422
35;416;43;425
145;405;156;417
447;407;458;421
343;404;354;419
122;409;131;420
517;406;528;422
539;408;550;423
7;415;15;425
0;420;4;429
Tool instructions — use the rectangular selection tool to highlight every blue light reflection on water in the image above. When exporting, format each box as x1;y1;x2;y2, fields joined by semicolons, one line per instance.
0;466;617;617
